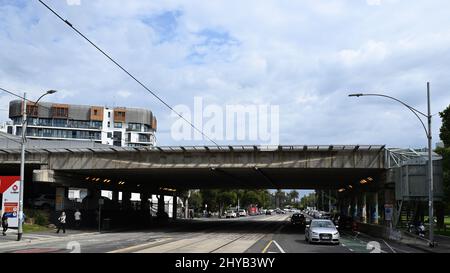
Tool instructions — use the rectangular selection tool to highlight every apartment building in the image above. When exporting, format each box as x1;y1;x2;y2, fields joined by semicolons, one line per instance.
7;100;157;147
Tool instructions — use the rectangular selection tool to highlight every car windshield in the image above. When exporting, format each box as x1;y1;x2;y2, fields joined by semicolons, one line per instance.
311;221;334;228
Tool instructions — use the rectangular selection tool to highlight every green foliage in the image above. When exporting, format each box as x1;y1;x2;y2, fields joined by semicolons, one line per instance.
300;192;316;208
439;105;450;147
24;209;49;226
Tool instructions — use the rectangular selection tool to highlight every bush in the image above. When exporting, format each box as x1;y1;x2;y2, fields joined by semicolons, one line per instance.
24;209;49;226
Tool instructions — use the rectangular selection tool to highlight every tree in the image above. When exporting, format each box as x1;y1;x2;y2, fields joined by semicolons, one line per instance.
189;191;203;212
439;104;450;147
300;192;316;208
288;190;299;205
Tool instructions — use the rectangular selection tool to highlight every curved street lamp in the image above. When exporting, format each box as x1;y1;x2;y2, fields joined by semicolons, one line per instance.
18;90;57;241
349;82;434;247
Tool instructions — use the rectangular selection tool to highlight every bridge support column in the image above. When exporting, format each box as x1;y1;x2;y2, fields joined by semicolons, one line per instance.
55;186;68;211
373;192;379;224
172;192;177;219
140;193;149;212
353;195;358;220
328;190;332;212
345;198;352;216
361;193;367;223
122;191;131;210
157;195;165;216
112;191;119;202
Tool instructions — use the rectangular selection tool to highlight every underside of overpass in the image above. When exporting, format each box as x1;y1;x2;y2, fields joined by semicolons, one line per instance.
54;167;385;191
16;144;388;193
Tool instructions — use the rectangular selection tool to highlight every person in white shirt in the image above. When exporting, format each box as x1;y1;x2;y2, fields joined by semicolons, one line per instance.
56;211;66;234
74;210;81;229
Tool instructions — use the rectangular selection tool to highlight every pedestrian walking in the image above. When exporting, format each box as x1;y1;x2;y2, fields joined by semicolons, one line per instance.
56;211;66;234
1;213;8;236
74;210;81;229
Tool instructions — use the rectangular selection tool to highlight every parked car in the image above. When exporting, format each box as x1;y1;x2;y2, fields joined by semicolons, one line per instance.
266;210;273;215
291;213;306;227
237;209;247;217
32;194;55;210
225;210;237;218
337;215;354;230
321;212;332;219
305;219;340;244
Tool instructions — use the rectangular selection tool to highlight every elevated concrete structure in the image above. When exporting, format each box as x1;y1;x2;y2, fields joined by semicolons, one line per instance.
0;144;386;190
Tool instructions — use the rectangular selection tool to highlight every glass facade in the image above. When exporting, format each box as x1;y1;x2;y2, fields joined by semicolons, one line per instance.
13;117;102;129
16;127;101;140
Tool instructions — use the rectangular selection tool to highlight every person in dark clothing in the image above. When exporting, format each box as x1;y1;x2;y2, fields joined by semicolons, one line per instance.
56;211;66;234
2;213;8;236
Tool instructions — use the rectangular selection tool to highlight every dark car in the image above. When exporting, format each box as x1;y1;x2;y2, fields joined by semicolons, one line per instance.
337;215;353;230
266;210;272;215
291;213;306;226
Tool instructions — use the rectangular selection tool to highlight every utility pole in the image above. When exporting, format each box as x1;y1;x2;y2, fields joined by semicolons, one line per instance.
17;92;26;241
427;82;434;247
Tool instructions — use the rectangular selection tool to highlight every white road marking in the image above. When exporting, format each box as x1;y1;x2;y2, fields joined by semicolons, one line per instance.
272;240;286;253
382;240;396;253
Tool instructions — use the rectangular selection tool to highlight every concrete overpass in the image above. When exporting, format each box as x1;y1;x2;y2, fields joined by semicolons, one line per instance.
0;133;443;227
0;143;387;191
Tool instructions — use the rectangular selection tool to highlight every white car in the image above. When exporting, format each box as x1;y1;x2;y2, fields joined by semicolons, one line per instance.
237;209;247;217
305;219;340;244
225;210;237;218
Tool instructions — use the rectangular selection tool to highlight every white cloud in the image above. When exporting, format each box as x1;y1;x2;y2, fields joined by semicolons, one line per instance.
117;90;132;98
0;0;449;149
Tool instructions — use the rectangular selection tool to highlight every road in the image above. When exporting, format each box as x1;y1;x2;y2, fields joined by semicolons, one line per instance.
0;213;424;253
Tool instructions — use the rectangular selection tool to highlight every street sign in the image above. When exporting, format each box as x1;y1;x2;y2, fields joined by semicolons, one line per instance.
0;176;21;228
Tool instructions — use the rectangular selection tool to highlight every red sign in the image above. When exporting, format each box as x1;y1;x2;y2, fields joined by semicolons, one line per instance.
0;176;20;194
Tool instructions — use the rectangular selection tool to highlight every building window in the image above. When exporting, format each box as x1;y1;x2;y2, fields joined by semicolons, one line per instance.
27;105;38;117
52;107;68;118
94;109;98;115
127;123;142;131
138;134;150;142
114;122;122;128
107;132;112;138
107;121;111;128
108;112;111;118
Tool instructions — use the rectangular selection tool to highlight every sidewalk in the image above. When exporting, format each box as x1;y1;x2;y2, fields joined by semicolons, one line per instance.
0;228;100;248
405;234;450;253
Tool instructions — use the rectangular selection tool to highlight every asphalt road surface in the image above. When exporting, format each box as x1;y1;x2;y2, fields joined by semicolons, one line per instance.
0;213;424;253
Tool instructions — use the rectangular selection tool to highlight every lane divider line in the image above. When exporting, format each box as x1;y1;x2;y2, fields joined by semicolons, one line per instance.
272;240;286;253
382;240;396;253
262;240;273;253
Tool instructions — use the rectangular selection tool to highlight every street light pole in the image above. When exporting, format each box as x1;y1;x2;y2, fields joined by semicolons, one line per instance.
17;92;27;241
17;90;57;241
349;82;435;247
427;82;434;246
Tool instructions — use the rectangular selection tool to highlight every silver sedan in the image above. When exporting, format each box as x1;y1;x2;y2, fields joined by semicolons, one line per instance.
305;219;340;244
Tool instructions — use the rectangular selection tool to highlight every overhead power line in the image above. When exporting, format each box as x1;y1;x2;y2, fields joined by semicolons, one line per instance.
37;0;220;148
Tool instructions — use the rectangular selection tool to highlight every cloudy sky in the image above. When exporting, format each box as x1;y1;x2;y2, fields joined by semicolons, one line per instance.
1;0;449;149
